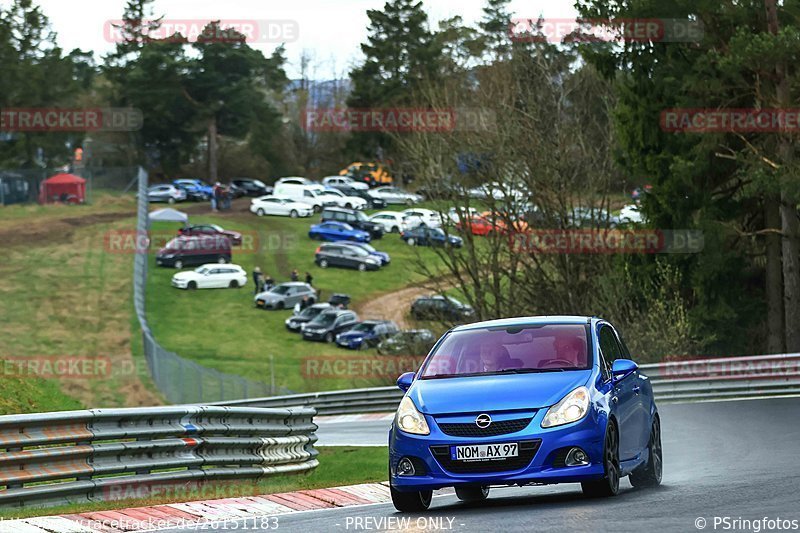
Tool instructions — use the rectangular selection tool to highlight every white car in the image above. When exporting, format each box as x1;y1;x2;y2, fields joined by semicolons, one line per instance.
317;188;368;210
445;206;479;224
322;176;369;191
617;204;644;224
370;186;422;205
369;211;421;233
468;181;529;202
250;195;314;218
171;264;248;290
275;176;315;186
401;208;441;227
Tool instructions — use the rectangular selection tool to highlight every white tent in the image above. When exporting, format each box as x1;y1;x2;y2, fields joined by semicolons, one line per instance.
148;208;188;224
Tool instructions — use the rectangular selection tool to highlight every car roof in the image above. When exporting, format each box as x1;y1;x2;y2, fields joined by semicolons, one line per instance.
198;263;243;269
279;282;311;287
451;315;594;333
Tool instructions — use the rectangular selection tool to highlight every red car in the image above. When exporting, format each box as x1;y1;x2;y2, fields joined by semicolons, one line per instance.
178;224;242;245
456;215;495;236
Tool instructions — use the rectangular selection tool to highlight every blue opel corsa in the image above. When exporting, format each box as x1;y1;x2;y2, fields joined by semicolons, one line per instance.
389;316;662;512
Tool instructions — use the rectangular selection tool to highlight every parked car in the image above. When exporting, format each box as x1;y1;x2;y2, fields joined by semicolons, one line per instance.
275;176;316;186
178;223;242;245
342;242;390;265
155;235;232;269
285;303;332;332
369;211;416;233
456;215;496;236
339;186;388;209
336;320;400;350
250;195;314;218
309;221;371;243
329;293;351;308
388;316;661;512
147;184;186;204
317;188;368;210
377;329;437;356
315;243;382;271
467;181;529;202
173;179;212;201
322;175;369;191
339;161;393;186
411;294;474;322
401;208;442;227
273;183;331;212
370;186;422;205
415;178;468;200
321;207;384;239
171;264;247;290
254;282;317;310
445;206;480;224
401;226;463;248
302;309;360;342
229;178;272;198
616;204;644;225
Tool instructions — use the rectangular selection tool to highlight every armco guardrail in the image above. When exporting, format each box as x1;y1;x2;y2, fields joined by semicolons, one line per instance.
0;406;317;509
221;354;800;414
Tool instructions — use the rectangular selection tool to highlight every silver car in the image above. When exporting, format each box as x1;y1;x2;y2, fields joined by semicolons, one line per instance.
254;282;317;310
370;186;422;205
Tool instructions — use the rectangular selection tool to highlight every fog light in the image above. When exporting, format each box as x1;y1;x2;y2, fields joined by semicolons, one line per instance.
565;447;589;466
397;457;416;476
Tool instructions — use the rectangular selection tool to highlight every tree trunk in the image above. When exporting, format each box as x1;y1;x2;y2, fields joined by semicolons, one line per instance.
207;118;218;183
765;195;785;353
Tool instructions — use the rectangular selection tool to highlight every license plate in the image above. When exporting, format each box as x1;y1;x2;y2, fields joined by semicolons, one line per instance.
256;300;264;306
451;443;518;462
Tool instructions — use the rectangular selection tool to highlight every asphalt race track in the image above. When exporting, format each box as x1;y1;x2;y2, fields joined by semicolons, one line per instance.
164;398;800;532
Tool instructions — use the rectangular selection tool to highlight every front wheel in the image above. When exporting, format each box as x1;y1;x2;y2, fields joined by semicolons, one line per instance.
324;332;334;343
406;238;416;246
290;210;298;218
229;280;239;288
455;486;489;503
358;263;367;272
319;259;329;268
391;226;400;233
174;260;184;270
629;417;662;488
390;486;432;513
581;421;620;498
257;208;265;216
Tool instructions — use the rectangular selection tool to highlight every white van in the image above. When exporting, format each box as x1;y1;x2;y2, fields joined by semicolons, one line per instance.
273;183;330;212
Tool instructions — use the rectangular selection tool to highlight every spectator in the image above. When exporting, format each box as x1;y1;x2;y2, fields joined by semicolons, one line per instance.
223;185;232;210
252;266;263;294
263;273;275;290
290;269;299;282
214;182;223;212
299;295;311;311
210;183;219;211
305;271;313;286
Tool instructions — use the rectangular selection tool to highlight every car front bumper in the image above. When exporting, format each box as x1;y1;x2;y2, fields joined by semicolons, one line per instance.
302;329;330;341
389;407;606;492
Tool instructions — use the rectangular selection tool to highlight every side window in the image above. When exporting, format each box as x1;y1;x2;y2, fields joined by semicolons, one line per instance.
614;328;632;358
598;325;621;380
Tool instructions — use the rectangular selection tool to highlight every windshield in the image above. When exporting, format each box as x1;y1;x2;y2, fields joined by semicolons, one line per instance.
254;180;266;187
309;312;337;327
269;285;291;295
299;306;326;319
194;267;209;274
419;324;590;378
351;323;375;333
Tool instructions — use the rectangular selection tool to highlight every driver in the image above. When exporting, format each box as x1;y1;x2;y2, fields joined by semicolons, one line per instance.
479;343;511;372
553;337;583;367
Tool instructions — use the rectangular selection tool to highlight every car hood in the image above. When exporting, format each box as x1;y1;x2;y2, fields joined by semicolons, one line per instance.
255;291;283;301
173;271;201;280
407;371;592;415
338;331;369;340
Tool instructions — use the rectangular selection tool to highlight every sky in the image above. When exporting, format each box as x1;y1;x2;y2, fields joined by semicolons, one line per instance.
23;0;578;79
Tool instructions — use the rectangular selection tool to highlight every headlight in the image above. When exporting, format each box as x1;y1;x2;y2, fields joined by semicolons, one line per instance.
542;386;590;428
395;396;429;435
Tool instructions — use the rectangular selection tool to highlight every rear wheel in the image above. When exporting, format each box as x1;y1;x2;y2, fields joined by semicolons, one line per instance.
276;301;285;310
629;417;662;488
229;280;239;288
257;208;265;216
290;210;298;218
345;203;352;209
174;260;183;270
455;486;489;503
390;486;432;513
358;263;367;272
168;197;176;204
319;259;329;268
391;226;400;233
581;421;620;498
406;238;416;246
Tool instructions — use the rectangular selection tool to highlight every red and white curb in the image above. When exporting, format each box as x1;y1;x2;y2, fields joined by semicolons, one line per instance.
0;482;393;532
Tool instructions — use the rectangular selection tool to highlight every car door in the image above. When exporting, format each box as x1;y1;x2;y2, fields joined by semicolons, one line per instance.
598;324;638;461
205;268;223;288
612;325;650;455
334;313;357;334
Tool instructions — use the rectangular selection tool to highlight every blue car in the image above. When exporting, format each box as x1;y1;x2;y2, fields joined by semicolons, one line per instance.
401;226;463;248
388;315;661;512
309;221;371;243
173;179;213;200
342;242;390;265
336;319;400;349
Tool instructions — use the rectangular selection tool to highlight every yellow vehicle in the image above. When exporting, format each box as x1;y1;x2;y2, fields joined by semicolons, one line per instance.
339;162;393;186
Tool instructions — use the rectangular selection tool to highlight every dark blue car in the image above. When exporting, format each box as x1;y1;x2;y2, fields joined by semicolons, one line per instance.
335;320;400;349
342;242;390;265
388;316;661;512
173;179;213;200
401;226;463;248
309;221;371;243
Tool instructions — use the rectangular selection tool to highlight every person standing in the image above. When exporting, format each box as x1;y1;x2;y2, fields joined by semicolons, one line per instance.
290;269;299;282
263;273;274;290
210;183;218;211
252;266;263;294
305;271;313;286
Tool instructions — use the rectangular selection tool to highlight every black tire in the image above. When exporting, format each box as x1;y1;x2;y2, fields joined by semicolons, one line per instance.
358;263;367;272
276;301;285;310
187;281;197;290
313;205;321;213
406;237;416;246
455;486;489;503
345;203;352;209
229;280;239;288
582;421;620;498
392;226;400;233
405;198;413;206
324;332;334;343
174;260;183;270
257;208;265;216
290;210;298;218
629;416;663;488
390;486;432;513
319;259;329;268
168;197;176;204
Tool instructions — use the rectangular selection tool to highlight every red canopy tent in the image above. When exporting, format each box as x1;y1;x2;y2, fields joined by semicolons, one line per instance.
39;173;86;204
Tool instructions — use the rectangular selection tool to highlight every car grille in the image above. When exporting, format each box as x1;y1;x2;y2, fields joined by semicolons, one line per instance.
437;417;533;438
430;440;540;474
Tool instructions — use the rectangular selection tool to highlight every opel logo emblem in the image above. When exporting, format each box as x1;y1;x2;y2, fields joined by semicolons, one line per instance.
475;413;492;428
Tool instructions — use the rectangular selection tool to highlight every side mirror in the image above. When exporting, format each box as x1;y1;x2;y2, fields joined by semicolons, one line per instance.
612;359;638;382
397;371;415;392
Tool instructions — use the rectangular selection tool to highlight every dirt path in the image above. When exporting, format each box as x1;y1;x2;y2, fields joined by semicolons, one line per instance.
354;285;434;329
